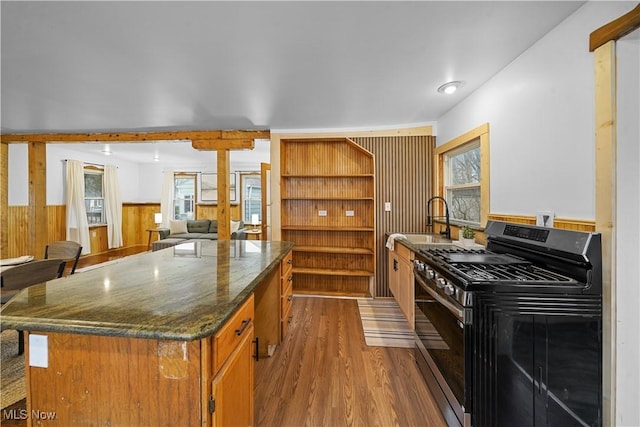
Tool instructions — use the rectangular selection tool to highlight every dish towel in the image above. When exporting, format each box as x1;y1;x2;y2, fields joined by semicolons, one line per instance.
385;234;407;251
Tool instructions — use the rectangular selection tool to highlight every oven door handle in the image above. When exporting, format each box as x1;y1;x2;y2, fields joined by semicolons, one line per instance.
415;273;464;322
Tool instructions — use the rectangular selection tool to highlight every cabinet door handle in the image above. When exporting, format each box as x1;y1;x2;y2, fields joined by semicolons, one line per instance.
538;366;543;394
235;318;251;336
252;337;259;361
393;259;398;271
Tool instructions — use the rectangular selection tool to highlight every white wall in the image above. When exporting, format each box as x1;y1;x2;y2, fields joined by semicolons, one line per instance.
7;144;28;205
616;31;640;427
436;2;636;220
46;145;140;204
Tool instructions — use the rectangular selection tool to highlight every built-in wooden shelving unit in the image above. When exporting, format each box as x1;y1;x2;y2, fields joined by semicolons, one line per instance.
281;138;375;297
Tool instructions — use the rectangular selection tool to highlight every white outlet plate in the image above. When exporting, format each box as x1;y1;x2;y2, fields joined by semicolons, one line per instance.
384;202;391;212
536;211;555;227
345;210;355;217
318;210;327;217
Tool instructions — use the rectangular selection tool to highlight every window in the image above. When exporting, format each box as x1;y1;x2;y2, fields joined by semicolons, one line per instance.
84;169;104;224
173;174;196;220
241;174;261;223
444;141;480;224
435;123;489;228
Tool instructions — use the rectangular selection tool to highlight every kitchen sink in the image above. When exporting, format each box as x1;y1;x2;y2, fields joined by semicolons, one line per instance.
400;233;454;250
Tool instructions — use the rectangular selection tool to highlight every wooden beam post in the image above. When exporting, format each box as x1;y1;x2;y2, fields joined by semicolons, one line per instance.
217;150;231;240
28;142;48;259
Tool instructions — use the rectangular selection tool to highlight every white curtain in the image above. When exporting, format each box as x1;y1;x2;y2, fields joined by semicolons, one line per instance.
104;165;123;249
65;160;91;255
160;171;174;228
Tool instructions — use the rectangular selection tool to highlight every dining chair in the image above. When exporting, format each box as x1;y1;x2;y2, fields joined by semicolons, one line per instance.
44;240;82;274
1;258;66;354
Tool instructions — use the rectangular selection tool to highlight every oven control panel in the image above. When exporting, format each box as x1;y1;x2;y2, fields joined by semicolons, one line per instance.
503;224;549;242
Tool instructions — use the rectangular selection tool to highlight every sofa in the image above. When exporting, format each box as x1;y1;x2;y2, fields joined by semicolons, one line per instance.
159;219;247;241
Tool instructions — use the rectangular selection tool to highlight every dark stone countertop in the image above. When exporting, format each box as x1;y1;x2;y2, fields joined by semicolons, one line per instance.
0;240;294;341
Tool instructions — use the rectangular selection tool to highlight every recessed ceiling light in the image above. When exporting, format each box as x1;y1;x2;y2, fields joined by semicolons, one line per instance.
437;81;463;95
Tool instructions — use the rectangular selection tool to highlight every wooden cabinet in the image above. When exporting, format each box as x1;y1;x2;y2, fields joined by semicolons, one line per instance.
387;243;414;327
281;138;375;297
280;249;294;340
23;295;256;427
253;250;293;356
210;296;255;427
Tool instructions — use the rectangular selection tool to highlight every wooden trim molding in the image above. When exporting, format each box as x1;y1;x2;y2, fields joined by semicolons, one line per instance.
434;123;490;227
486;213;595;232
594;40;617;426
590;3;640;52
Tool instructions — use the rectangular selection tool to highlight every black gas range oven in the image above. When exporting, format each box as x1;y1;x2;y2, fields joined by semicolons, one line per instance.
414;220;602;427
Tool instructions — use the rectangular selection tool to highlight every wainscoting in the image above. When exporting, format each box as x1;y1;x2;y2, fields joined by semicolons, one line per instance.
1;203;243;259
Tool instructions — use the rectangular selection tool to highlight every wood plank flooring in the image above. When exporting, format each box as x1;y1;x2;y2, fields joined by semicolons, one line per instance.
255;296;446;427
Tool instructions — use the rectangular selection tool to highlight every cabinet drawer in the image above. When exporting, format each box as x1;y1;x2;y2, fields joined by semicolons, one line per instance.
396;243;412;262
281;269;294;294
213;294;255;373
281;250;293;277
281;281;293;319
281;302;293;340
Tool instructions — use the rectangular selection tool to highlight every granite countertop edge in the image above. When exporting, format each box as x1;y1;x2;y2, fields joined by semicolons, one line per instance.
0;241;295;342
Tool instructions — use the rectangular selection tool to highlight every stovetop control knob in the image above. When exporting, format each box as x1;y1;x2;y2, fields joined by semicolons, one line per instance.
436;277;447;288
444;284;455;296
425;268;435;279
413;260;425;271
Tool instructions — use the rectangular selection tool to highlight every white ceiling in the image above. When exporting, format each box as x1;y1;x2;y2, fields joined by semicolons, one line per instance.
1;1;585;165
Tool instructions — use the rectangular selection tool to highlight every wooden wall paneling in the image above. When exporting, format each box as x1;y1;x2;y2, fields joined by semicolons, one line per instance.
47;205;67;245
1;143;7;257
88;226;109;254
121;204;139;247
6;206;29;258
352;136;434;297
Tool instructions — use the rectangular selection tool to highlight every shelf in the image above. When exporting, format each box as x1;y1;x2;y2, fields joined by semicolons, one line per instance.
293;246;373;255
282;226;374;231
281;137;375;297
293;267;374;277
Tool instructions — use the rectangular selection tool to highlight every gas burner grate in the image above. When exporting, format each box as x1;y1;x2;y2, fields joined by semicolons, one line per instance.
451;263;576;284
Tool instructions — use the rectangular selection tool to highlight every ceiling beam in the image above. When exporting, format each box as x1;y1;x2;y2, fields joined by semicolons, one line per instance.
589;3;640;52
191;139;255;150
0;129;270;144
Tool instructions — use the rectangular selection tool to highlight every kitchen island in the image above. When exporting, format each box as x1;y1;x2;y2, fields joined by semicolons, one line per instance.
0;239;294;427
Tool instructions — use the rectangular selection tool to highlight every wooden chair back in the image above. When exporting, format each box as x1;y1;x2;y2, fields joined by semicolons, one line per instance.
0;258;65;354
1;259;66;292
44;241;82;274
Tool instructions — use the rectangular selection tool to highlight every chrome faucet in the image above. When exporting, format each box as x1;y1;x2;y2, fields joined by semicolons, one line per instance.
427;196;451;240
